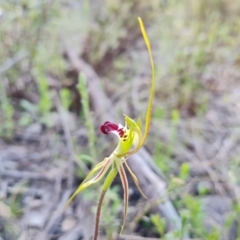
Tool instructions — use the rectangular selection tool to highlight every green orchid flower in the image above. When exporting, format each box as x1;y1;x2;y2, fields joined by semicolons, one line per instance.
65;17;155;240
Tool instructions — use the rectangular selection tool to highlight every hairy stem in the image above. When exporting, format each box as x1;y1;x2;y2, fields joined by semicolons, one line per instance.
94;190;107;240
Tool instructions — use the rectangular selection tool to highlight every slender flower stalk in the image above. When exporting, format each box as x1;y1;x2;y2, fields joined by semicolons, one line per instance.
65;17;155;240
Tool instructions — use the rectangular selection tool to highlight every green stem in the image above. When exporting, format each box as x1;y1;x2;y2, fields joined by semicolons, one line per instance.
93;167;118;240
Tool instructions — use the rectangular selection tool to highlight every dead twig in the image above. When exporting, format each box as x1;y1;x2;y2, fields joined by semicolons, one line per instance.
32;190;74;240
0;169;53;181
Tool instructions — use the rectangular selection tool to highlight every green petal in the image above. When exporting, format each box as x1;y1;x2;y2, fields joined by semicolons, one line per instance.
136;118;142;129
120;115;142;157
114;124;134;156
81;158;109;184
118;19;155;159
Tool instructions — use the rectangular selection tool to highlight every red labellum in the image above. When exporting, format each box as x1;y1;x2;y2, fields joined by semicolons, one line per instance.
100;121;126;138
100;121;118;134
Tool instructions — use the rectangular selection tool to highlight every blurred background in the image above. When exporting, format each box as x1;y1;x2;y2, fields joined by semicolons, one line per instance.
1;0;240;239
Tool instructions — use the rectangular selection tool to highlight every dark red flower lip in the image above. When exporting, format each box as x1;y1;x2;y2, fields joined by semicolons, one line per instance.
100;121;118;134
100;121;127;139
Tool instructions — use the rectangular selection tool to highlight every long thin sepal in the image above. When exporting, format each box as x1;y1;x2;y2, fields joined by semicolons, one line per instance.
138;17;155;146
117;164;129;234
124;161;147;199
121;18;155;158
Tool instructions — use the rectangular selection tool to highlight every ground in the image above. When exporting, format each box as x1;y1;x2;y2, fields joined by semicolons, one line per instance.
1;1;240;240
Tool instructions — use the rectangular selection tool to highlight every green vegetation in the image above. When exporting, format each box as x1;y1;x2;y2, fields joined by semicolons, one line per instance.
77;73;97;161
1;0;240;239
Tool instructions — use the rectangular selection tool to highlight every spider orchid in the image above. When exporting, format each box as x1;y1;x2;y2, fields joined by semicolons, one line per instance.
65;18;155;240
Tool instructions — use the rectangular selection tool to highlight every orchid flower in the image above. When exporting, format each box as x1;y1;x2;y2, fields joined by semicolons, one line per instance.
65;18;155;240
